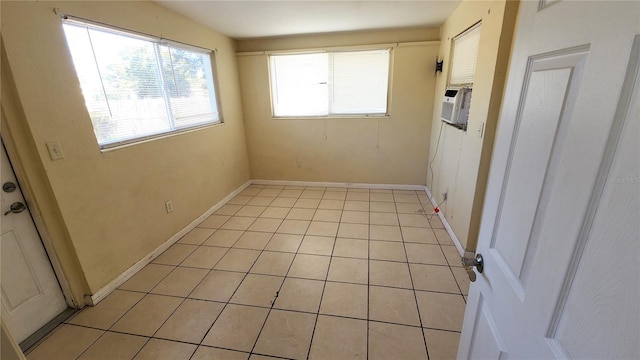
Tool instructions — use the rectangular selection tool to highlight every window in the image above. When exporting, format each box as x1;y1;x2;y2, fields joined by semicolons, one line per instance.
449;23;481;86
269;49;391;117
62;18;222;148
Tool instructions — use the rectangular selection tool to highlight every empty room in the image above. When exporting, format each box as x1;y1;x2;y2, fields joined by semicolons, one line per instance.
1;0;638;359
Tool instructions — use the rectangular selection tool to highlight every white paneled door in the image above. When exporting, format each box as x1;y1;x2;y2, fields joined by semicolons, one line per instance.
459;1;639;358
1;143;67;343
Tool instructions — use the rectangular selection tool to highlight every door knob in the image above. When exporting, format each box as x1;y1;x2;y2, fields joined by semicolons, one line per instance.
462;253;484;282
4;202;26;216
2;182;17;193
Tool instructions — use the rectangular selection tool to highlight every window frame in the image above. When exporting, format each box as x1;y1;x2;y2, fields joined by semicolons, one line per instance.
267;48;393;119
61;16;224;150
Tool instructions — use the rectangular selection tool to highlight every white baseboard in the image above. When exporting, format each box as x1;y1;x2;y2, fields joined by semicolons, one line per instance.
252;179;426;191
85;179;252;306
423;186;465;256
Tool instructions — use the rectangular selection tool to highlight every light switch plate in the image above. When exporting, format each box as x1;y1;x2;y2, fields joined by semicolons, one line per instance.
46;141;64;161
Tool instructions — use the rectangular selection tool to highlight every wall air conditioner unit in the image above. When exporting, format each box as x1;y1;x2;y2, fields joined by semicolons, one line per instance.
441;87;472;130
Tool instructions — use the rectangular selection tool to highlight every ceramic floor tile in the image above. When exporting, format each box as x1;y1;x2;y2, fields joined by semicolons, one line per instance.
247;196;275;206
150;267;208;297
340;211;370;224
393;194;421;203
111;294;182;336
215;204;243;216
404;243;448;265
369;322;427;360
298;235;335;256
369;241;407;262
264;233;304;253
327;257;368;284
318;199;344;210
369;193;395;202
152;244;197;266
306;221;339;237
369;286;420;326
236;205;267;217
180;246;228;269
294;198;321;209
300;190;324;199
230;273;284;307
258;188;282;197
308;315;367;360
320;282;368;319
337;223;369;239
191;346;249;360
288;254;330;280
134;339;197;360
69;290;144;329
332;238;368;259
277;219;311;235
119;264;174;292
433;228;454;245
401;226;438;244
199;214;231;228
398;214;431;228
248;218;282;233
233;231;273;250
190;270;245;302
274;278;324;313
369;260;413;289
279;189;303;198
346;192;369;201
203;229;244;247
322;191;346;200
286;208;316;220
270;197;297;207
220;216;257;231
429;217;446;229
369;212;399;226
25;325;103;360
250;251;295;276
77;332;147;360
214;249;261;272
410;264;460;293
313;209;342;222
177;228;215;245
416;291;466;331
155;299;224;343
441;245;463;267
253;310;316;360
343;200;369;211
369;225;402;241
228;196;253;205
423;329;460;360
450;266;471;295
260;206;290;219
240;188;262;196
369;202;397;213
395;202;427;214
201;304;269;352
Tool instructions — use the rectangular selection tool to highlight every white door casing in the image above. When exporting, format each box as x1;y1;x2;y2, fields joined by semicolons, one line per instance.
1;144;68;343
458;1;639;359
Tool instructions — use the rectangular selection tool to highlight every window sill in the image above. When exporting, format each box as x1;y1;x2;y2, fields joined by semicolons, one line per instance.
272;114;390;120
99;122;224;152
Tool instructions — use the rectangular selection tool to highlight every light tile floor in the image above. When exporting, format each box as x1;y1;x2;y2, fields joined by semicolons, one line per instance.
26;185;469;360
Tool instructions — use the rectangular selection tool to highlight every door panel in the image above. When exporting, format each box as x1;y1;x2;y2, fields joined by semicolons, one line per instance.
1;144;67;343
459;1;639;358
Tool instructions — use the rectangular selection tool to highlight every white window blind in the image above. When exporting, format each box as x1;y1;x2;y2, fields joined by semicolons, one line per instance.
450;23;481;86
62;19;222;148
269;49;390;117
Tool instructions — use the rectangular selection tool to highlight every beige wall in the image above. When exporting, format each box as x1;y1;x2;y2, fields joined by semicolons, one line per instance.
237;28;439;185
427;0;518;250
1;1;250;299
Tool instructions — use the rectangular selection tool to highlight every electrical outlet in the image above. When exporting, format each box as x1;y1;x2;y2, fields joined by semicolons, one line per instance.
165;200;174;213
296;160;303;168
46;141;64;161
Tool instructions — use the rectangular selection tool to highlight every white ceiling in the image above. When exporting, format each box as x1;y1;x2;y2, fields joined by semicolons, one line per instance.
156;1;461;39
